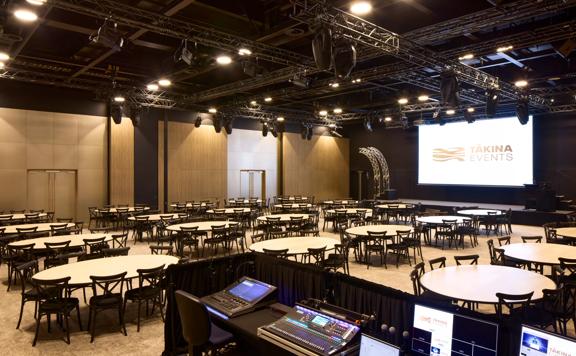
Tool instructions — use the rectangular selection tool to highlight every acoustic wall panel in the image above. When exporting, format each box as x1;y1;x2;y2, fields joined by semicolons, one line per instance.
110;117;134;206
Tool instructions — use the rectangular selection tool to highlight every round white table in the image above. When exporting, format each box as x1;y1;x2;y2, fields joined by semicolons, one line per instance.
345;224;412;237
96;207;150;213
419;265;555;304
3;222;76;234
256;214;311;222
250;237;337;255
207;208;251;214
170;202;214;208
166;221;238;232
416;216;471;225
375;204;414;209
322;200;358;205
278;197;309;201
9;233;113;249
0;213;48;220
457;209;504;216
33;255;178;286
555;227;576;241
325;208;373;217
227;199;262;204
127;213;179;222
500;243;576;266
273;204;313;209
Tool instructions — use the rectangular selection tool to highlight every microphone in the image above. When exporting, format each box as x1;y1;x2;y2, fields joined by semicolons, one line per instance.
380;324;388;333
388;326;396;335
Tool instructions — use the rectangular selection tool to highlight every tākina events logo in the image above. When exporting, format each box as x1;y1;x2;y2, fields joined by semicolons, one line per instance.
432;147;465;162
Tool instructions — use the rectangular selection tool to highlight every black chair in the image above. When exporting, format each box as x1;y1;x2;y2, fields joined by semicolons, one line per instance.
82;236;109;257
31;276;82;346
387;230;412;268
364;231;389;269
497;235;511;246
50;223;72;236
88;272;128;342
102;247;131;257
124;265;165;332
521;235;543;243
111;232;128;248
323;243;350;274
304;247;326;266
496;291;534;323
454;254;479;265
435;220;459;249
174;290;234;356
14;260;40;329
6;243;35;291
16;226;41;240
150;245;173;255
44;240;71;269
262;248;289;259
428;256;446;270
203;225;227;257
178;226;201;259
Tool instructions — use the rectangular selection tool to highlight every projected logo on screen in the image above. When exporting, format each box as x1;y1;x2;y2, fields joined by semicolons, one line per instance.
432;148;465;162
433;145;514;162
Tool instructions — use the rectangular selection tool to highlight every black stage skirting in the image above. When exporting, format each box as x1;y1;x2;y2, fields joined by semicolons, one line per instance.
163;253;522;355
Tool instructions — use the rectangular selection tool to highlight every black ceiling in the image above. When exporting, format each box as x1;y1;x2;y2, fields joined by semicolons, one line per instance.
1;0;575;123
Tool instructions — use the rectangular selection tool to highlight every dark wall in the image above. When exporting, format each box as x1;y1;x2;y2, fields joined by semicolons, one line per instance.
345;113;576;205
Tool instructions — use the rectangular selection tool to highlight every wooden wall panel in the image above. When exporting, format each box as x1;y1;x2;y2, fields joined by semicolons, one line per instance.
110;117;134;205
166;122;227;204
283;133;350;201
158;120;164;211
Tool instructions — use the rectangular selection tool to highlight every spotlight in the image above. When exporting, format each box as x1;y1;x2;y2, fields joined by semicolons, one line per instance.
398;98;408;105
464;108;475;124
516;98;530;125
129;107;142;127
440;69;460;108
238;48;252;56
146;83;159;91
110;104;123;125
467;107;475;113
312;25;332;70
486;88;499;118
329;82;340;88
242;60;266;77
330;129;343;138
333;38;357;78
224;118;234;134
515;80;528;88
350;1;372;15
289;74;311;88
14;9;38;22
250;100;258;106
208;107;217;114
446;109;455;115
496;45;513;53
0;62;5;69
328;123;337;129
333;108;343;114
351;78;362;83
318;110;328;116
216;55;232;65
262;122;269;137
26;0;46;5
158;79;171;87
458;53;474;61
418;95;429;102
276;117;285;122
384;116;392;122
174;39;195;65
114;96;125;103
194;116;202;128
364;118;373;132
0;52;9;61
213;116;222;133
264;96;272;102
90;20;124;51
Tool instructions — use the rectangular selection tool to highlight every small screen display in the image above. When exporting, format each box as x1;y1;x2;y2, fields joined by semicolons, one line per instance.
227;279;272;303
360;334;400;356
311;315;329;327
519;325;576;356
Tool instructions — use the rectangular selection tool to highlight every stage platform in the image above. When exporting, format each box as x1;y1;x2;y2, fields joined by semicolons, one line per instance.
401;199;575;226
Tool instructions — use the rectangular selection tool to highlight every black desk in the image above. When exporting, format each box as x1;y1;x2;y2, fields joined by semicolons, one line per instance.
210;304;294;355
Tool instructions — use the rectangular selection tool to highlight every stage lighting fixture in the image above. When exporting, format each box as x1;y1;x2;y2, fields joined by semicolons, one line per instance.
213;116;222;133
216;55;232;65
270;123;278;138
318;110;328;117
364;118;373;132
14;9;38;22
384;116;392;122
26;0;46;5
516;98;530;125
398;98;408;105
330;128;343;138
312;25;332;70
243;60;266;77
208;107;217;114
110;104;123;125
515;80;528;88
276;117;285;122
332;38;357;78
464;108;475;124
440;69;460;108
486;88;499;118
129;107;141;127
194;116;202;128
418;95;429;102
350;1;372;15
174;40;195;65
113;95;125;103
90;20;124;52
329;82;340;88
0;62;5;69
496;45;513;53
250;100;258;106
328;123;337;129
146;83;159;91
264;96;272;102
446;109;455;115
458;53;474;61
158;78;171;87
333;108;343;114
262;122;269;137
224;118;234;134
238;48;252;56
0;52;9;61
289;74;311;88
351;78;362;83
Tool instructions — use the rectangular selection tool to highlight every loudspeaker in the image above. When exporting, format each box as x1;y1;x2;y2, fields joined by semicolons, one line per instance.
110;104;122;124
262;122;269;137
312;26;332;70
224;118;234;134
301;124;308;139
440;69;460;108
129;108;141;127
306;126;313;140
213;116;222;133
516;98;529;125
486;88;499;118
333;39;356;78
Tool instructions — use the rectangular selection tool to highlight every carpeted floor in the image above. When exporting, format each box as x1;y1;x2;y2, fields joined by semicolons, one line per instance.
0;221;572;355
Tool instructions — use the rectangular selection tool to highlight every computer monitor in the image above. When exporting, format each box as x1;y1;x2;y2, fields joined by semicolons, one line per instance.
226;277;275;303
359;334;400;356
411;304;499;356
519;325;576;356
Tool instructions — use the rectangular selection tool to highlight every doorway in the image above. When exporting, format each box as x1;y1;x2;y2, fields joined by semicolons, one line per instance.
27;169;77;220
239;170;266;199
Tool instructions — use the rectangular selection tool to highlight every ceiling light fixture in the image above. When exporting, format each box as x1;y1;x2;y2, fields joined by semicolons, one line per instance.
0;52;9;61
208;107;217;114
418;95;429;102
264;96;272;102
515;80;528;88
114;96;125;103
250;100;258;106
0;62;5;69
26;0;46;5
350;1;372;15
496;45;514;53
384;116;392;122
276;117;285;122
467;107;475;113
446;109;455;115
146;83;159;91
216;55;232;65
398;98;408;105
333;108;343;114
458;53;474;60
158;79;171;87
319;110;328;116
238;48;252;56
328;123;337;128
14;9;38;22
351;78;362;83
329;82;340;88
